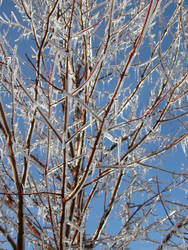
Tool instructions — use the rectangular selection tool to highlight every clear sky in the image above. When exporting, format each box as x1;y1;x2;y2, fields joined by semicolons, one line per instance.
0;1;187;249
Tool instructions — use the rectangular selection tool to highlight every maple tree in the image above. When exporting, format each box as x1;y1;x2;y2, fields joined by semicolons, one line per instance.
0;0;187;249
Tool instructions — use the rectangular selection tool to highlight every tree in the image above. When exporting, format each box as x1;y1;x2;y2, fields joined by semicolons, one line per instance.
0;0;187;249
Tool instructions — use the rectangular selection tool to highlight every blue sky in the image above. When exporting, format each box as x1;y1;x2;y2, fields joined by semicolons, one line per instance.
0;1;187;249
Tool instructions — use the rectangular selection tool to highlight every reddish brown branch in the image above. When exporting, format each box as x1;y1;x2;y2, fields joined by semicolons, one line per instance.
156;176;174;226
157;217;188;250
59;1;76;249
0;225;16;250
92;169;123;241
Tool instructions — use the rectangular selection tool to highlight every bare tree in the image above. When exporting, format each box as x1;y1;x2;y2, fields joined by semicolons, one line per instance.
0;0;187;249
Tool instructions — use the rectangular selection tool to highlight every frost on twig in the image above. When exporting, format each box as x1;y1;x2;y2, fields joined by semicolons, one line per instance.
0;0;187;249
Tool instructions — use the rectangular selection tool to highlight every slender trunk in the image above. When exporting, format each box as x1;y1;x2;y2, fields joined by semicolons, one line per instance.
17;188;24;250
